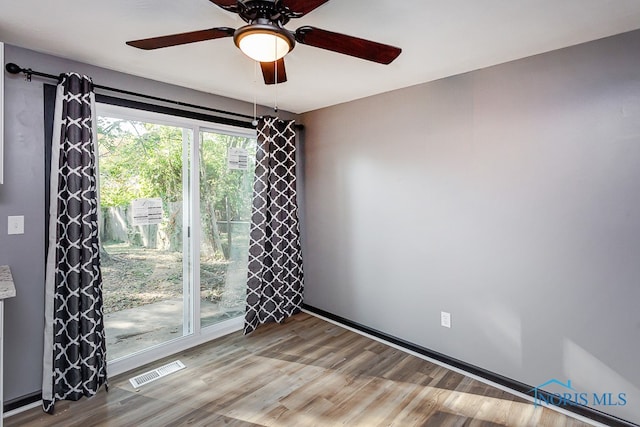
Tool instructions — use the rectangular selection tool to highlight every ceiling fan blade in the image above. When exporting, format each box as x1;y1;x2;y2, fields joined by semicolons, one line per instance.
126;27;235;50
260;58;288;85
295;26;401;64
280;0;329;16
208;0;238;12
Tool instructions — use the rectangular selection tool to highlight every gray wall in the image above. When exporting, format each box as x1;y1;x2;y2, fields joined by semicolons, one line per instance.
301;29;640;423
0;44;296;404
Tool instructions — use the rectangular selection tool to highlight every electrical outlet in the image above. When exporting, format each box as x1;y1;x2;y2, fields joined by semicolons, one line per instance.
441;311;451;328
8;215;25;235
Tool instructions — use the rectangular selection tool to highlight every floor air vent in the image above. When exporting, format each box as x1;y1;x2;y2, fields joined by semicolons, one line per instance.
129;360;186;388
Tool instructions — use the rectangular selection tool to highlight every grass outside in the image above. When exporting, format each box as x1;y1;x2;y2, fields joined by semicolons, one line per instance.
100;242;229;314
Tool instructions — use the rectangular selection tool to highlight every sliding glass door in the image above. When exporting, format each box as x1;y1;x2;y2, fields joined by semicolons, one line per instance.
198;130;256;328
96;104;255;364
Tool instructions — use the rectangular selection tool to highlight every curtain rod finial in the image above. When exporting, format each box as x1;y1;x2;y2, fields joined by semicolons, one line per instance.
5;62;23;75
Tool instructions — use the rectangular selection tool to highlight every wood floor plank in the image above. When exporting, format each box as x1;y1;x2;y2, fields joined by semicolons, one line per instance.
6;313;593;427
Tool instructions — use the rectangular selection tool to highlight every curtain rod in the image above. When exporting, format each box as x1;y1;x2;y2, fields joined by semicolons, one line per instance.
4;62;256;122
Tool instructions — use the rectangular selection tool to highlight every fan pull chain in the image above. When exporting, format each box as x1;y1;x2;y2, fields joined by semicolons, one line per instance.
252;61;258;126
274;36;279;114
274;61;279;113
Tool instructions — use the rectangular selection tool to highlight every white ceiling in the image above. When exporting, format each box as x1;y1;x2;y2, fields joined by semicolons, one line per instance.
2;0;640;113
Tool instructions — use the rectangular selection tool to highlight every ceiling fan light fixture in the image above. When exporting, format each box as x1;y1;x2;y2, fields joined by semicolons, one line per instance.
234;24;294;62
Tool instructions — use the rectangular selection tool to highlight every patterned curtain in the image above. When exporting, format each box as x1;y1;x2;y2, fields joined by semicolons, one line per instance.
244;117;304;334
42;73;107;413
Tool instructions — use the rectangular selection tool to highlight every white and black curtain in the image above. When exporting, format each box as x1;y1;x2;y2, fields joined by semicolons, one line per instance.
42;73;107;413
244;117;304;334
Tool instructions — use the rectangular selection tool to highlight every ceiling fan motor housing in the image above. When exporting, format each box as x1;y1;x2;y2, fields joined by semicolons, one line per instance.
237;0;294;25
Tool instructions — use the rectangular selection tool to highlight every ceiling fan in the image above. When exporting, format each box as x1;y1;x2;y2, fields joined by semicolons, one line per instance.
126;0;402;85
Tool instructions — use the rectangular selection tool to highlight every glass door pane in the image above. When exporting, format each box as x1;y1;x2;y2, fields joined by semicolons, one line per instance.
97;116;192;361
199;131;256;328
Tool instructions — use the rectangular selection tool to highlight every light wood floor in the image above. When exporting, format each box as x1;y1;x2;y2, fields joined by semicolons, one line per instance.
7;312;592;427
